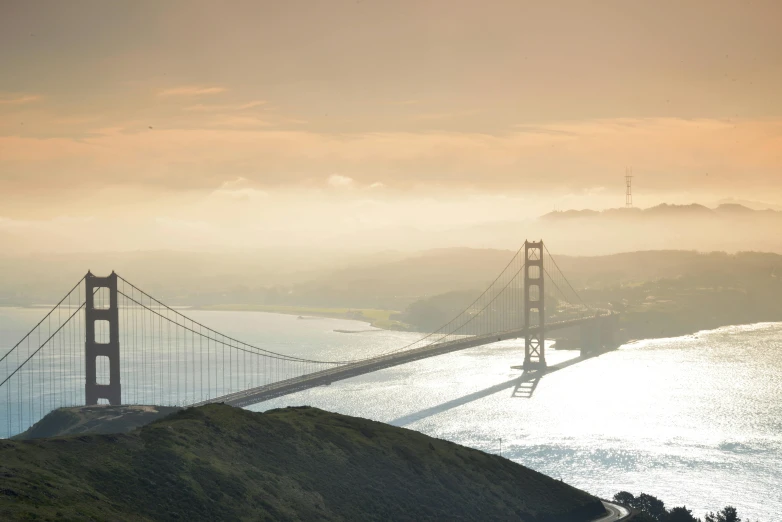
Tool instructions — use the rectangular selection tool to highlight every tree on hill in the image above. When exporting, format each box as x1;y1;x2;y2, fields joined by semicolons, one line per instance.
614;492;750;522
613;492;667;521
668;506;699;522
705;507;741;522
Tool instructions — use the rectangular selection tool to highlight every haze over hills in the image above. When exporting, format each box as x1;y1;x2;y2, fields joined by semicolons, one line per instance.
516;202;782;255
716;197;782;211
4;197;782;257
2;202;782;311
274;201;782;256
541;202;780;220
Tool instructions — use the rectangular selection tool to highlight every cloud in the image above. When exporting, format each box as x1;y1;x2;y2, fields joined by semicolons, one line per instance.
155;216;214;233
328;174;354;188
220;177;251;189
183;100;266;112
0;214;94;231
513;125;579;137
0;94;41;106
412;110;479;121
157;86;227;97
1;118;781;203
210;177;268;201
211;116;273;127
88;126;126;136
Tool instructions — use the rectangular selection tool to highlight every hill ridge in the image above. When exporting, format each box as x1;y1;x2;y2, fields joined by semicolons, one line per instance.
1;404;606;521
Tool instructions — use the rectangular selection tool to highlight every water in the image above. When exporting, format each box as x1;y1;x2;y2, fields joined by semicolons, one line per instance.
1;308;780;519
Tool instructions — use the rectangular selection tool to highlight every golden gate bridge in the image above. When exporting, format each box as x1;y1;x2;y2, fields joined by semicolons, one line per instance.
0;241;618;438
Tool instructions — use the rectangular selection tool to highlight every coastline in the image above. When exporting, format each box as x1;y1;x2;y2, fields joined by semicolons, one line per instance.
194;303;412;331
194;304;782;345
5;301;779;343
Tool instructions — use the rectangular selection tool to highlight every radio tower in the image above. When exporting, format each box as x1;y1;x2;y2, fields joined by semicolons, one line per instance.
625;167;633;208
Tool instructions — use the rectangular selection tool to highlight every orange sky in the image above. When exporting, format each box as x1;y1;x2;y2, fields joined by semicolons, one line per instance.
1;0;781;252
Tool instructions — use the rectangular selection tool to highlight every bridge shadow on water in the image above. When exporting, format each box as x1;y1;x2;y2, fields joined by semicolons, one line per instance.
511;370;543;398
389;353;597;428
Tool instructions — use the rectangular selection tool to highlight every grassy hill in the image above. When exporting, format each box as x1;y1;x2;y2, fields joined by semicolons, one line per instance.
1;404;606;521
11;405;181;440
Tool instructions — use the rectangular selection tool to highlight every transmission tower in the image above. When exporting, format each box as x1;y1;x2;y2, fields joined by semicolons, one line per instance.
625;168;633;208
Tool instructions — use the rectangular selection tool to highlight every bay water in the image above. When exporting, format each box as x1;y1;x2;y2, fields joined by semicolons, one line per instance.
1;307;780;519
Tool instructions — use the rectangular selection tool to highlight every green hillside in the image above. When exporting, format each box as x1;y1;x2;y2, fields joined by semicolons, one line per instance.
11;405;182;441
0;404;606;521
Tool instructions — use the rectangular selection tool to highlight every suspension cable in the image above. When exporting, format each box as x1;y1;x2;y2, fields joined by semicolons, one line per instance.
362;245;526;357
0;302;87;389
0;275;86;364
367;258;528;358
116;246;525;365
543;244;588;307
117;290;350;364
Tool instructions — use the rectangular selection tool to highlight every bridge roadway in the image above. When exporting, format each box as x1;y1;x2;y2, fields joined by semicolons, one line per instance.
198;316;602;408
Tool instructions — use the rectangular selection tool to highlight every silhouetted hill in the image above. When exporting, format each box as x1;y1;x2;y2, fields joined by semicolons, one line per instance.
534;203;782;255
541;209;601;220
541;202;775;221
11;405;181;440
1;404;606;521
397;249;782;338
714;203;755;214
286;247;515;309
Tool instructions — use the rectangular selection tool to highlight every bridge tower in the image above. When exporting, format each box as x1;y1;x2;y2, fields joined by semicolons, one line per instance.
524;240;546;369
85;272;121;405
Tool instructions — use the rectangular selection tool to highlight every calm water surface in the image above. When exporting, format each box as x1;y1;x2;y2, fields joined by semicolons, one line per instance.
1;308;780;519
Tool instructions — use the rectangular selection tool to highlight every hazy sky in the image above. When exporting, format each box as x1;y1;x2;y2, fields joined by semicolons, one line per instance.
1;0;781;252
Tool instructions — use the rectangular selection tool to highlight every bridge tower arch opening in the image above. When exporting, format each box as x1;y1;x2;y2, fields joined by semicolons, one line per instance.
85;272;121;405
524;240;546;370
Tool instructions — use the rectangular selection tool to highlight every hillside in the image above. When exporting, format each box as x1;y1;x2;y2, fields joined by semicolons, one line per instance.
395;249;782;339
0;404;606;521
11;405;181;440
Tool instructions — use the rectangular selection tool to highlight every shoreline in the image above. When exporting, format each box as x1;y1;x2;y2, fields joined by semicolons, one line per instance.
4;302;780;344
194;303;412;331
193;305;782;344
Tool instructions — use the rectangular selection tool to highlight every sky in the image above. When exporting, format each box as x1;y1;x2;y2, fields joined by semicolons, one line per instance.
1;0;781;253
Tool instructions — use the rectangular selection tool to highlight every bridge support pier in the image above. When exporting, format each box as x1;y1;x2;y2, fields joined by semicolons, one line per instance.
523;240;546;370
85;272;121;405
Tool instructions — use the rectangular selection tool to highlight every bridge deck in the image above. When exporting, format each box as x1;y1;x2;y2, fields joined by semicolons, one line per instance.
198;317;598;408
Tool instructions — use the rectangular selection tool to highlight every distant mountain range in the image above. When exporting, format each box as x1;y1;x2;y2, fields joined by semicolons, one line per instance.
2;201;782;308
541;203;781;221
526;202;782;256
